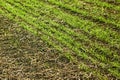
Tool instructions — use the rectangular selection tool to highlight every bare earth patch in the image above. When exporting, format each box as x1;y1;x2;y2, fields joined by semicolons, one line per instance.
0;16;96;80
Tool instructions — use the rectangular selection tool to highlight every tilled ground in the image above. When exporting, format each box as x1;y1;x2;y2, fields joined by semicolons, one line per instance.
0;16;95;80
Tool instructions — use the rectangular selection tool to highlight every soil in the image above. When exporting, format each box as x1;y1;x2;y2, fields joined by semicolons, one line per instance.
0;15;94;80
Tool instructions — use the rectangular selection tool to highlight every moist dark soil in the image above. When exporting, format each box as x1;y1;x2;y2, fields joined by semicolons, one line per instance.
0;15;97;80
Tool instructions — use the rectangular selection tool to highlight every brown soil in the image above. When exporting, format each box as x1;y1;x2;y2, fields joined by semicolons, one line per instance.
0;15;96;80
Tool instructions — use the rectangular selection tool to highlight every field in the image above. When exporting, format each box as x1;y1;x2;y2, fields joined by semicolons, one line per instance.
0;0;120;80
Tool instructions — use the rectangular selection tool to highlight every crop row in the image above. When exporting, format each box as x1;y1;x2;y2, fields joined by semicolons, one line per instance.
0;4;107;79
3;0;120;75
6;0;120;69
40;1;120;54
13;0;120;54
44;0;120;31
0;2;76;66
95;0;120;6
38;0;120;49
82;0;120;11
0;0;120;79
48;0;119;23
